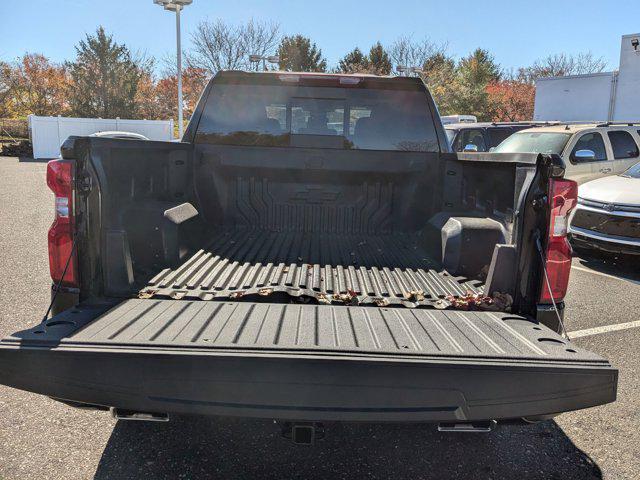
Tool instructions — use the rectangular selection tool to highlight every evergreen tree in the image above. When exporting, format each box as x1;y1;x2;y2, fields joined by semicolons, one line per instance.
338;47;369;73
367;42;392;75
277;35;327;72
457;48;501;85
452;48;501;120
67;26;145;118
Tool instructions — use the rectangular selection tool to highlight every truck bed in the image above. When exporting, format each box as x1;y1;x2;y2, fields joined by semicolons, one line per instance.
0;300;617;423
140;227;482;306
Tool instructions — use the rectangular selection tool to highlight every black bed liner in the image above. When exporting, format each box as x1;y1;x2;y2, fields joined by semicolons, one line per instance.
0;300;617;422
140;227;482;307
22;300;588;360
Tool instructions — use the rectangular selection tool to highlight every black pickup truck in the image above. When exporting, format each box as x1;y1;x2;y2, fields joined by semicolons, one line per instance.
0;71;616;438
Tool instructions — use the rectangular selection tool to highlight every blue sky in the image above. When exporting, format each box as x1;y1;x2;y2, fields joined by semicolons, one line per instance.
1;0;638;72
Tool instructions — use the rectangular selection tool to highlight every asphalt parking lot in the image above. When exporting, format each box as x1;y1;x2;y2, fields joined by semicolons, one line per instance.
0;156;638;480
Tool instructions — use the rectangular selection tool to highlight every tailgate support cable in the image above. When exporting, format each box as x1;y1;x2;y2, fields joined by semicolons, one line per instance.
41;233;78;323
535;233;571;341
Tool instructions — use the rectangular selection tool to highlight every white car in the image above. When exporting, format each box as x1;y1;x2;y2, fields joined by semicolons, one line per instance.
89;131;149;140
494;123;640;185
569;161;640;254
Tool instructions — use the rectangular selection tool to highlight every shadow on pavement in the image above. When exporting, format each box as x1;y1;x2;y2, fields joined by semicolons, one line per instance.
574;249;640;282
94;416;602;480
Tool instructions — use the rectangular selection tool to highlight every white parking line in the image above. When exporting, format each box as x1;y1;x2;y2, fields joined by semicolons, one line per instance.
571;265;640;285
569;320;640;339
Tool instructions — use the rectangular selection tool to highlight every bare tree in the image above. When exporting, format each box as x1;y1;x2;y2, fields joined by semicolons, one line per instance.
187;19;281;74
388;35;448;74
520;52;608;81
0;61;11;117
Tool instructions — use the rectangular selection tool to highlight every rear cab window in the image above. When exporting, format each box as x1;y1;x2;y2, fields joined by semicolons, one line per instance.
454;128;487;152
607;130;639;159
195;76;439;152
487;127;514;149
570;132;608;163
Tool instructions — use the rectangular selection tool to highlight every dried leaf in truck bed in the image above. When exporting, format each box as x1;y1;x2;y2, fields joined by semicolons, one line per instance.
337;289;359;305
317;293;332;304
445;292;495;311
404;290;425;302
434;299;451;310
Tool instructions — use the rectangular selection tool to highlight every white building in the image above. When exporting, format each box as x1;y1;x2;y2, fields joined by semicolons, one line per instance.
534;33;640;122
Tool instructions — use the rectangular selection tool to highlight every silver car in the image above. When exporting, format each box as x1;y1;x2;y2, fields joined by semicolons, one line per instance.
569;161;640;254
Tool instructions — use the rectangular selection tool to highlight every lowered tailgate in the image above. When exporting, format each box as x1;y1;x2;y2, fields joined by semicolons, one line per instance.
0;300;616;422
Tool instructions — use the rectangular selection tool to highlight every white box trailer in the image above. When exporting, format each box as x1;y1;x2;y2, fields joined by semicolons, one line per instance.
534;33;640;122
534;73;616;122
28;115;175;159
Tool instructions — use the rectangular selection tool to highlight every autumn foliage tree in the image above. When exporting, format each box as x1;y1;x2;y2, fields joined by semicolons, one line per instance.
486;80;536;121
1;53;69;117
151;66;209;121
420;53;458;115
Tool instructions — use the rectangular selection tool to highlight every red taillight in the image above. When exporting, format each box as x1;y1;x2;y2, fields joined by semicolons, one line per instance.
539;178;578;303
47;159;78;287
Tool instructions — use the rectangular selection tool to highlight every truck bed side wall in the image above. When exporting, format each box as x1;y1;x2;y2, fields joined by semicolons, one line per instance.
70;136;542;312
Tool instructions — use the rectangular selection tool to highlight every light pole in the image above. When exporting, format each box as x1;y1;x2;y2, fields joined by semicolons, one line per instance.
249;55;280;72
396;65;424;77
154;0;192;139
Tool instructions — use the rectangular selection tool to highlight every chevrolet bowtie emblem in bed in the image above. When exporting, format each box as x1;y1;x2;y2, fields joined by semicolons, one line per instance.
290;187;341;204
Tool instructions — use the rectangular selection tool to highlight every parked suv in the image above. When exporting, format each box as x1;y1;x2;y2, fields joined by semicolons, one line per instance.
494;123;640;185
445;122;543;152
